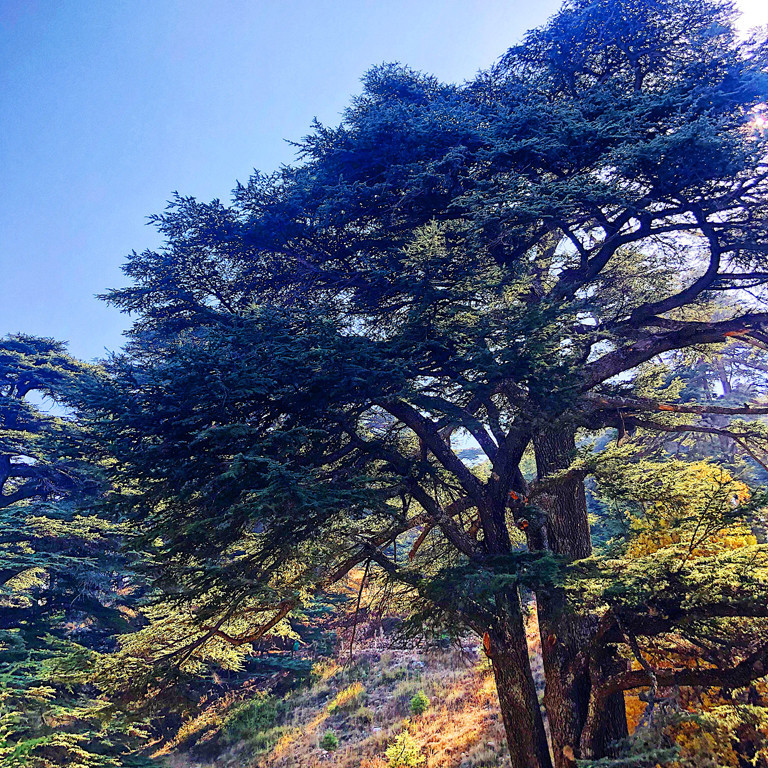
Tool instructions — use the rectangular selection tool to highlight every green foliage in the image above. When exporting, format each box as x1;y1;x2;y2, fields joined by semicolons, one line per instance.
319;729;339;751
86;0;768;639
0;335;156;768
74;0;768;764
576;749;678;768
379;665;408;684
409;690;430;716
385;730;424;767
246;725;292;755
223;692;282;744
220;693;292;756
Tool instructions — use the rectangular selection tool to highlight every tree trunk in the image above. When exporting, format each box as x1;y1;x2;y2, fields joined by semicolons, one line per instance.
532;428;591;560
578;621;633;760
489;588;553;768
534;426;627;767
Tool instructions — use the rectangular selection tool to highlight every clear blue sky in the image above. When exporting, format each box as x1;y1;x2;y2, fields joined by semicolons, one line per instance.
1;0;765;361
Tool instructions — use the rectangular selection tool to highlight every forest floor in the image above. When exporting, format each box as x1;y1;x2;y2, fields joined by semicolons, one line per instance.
159;614;549;768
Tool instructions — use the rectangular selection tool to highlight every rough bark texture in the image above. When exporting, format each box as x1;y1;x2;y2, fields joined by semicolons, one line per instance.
489;589;554;768
534;426;627;767
533;428;591;559
579;638;632;760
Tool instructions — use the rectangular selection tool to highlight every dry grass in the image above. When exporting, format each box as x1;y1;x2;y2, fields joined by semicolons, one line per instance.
167;644;513;768
162;604;557;768
253;649;511;768
161;604;655;768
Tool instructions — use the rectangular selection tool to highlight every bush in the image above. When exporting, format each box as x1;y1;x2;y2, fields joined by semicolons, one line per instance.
320;729;339;751
385;731;424;767
224;692;282;744
248;725;292;754
380;665;408;683
328;681;366;713
410;690;430;716
355;705;374;724
310;659;339;684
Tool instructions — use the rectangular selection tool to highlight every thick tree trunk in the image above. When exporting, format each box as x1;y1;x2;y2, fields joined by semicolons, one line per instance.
532;428;591;560
534;426;627;767
479;491;552;767
489;589;553;768
579;646;632;760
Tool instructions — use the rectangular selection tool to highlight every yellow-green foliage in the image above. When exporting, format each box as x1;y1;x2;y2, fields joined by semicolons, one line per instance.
385;729;425;768
592;449;757;557
328;681;366;713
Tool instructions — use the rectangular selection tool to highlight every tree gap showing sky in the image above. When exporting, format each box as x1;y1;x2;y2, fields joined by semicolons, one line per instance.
1;0;766;361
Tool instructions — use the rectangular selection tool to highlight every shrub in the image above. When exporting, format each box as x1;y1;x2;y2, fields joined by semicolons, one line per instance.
328;681;366;713
320;729;339;751
249;725;292;754
224;692;281;744
380;665;408;683
410;690;430;716
355;705;374;724
310;659;339;684
385;731;424;767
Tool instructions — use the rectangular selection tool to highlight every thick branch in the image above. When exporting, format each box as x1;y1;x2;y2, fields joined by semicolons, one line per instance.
406;482;480;558
0;481;45;509
365;543;495;628
586;394;768;416
582;314;768;390
376;398;487;503
628;209;722;323
600;642;768;698
631;419;768;472
203;602;294;647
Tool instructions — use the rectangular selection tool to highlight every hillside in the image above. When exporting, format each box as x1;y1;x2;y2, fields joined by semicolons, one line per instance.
159;619;541;768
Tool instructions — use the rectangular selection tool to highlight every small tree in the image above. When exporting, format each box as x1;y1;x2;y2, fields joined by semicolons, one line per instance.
410;690;430;716
386;731;425;768
320;729;339;751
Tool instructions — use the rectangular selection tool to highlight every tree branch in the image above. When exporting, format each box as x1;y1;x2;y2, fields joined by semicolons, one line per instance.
599;642;768;698
582;314;768;390
376;398;487;504
586;394;768;416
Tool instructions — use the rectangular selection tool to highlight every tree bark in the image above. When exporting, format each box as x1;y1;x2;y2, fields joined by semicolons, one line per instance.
534;426;627;767
532;428;591;560
489;588;553;768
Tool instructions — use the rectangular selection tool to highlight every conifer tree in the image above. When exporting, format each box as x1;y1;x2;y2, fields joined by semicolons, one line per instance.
87;1;768;764
0;335;151;767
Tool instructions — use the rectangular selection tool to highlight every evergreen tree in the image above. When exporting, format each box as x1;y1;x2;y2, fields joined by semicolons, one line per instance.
86;1;768;764
0;335;151;767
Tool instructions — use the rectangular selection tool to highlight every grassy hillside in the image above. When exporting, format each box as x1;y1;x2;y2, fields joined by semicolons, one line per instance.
159;622;541;768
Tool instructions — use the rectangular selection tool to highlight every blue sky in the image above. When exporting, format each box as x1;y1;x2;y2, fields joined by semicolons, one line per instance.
1;1;766;361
